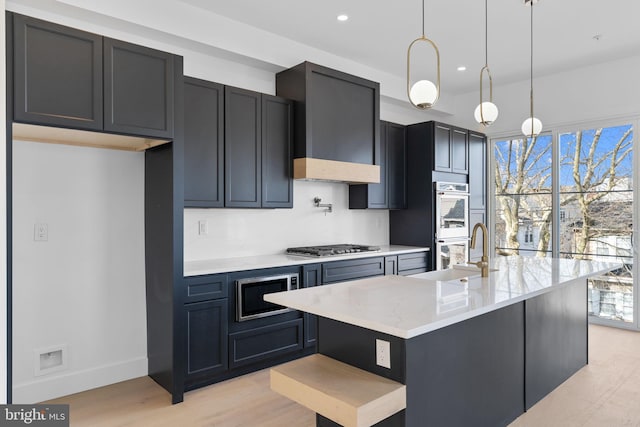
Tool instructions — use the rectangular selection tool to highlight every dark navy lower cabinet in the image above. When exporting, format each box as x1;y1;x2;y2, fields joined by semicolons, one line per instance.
302;264;322;348
229;318;303;369
397;252;428;275
183;273;228;303
322;257;385;284
184;299;229;381
384;256;398;275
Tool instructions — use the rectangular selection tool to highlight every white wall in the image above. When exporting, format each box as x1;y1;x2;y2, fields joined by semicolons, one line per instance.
1;0;7;405
185;181;389;261
11;141;146;403
450;54;640;137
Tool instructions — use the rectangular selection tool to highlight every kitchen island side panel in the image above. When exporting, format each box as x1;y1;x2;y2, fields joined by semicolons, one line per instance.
317;303;525;427
524;279;588;410
404;302;525;427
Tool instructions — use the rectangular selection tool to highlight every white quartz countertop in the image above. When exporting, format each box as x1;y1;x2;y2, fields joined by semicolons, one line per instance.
264;256;621;339
184;245;430;276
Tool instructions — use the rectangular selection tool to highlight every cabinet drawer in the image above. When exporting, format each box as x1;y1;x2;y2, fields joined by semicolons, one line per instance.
229;318;303;369
398;252;428;273
184;274;228;303
322;257;385;284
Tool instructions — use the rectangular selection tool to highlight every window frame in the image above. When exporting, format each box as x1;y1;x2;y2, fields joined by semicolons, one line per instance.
488;116;639;330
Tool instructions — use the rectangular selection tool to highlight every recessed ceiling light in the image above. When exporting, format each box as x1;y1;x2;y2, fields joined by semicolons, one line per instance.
337;14;349;22
457;66;467;71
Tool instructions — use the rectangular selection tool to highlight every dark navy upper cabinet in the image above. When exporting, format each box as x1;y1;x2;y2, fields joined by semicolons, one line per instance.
434;122;468;174
13;14;103;130
104;38;174;139
224;86;262;208
12;14;175;139
468;131;487;210
184;77;224;208
261;94;293;208
349;121;406;209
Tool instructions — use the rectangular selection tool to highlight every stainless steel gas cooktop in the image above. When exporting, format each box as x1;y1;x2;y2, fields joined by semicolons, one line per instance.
286;244;381;257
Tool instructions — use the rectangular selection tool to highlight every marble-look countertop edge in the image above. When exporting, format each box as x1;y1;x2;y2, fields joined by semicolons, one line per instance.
265;258;622;339
184;245;430;276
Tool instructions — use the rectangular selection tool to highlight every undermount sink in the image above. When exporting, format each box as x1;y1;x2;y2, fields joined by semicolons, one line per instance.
452;263;499;274
409;263;499;283
410;268;479;282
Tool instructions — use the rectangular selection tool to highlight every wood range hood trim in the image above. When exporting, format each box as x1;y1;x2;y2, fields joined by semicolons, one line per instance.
293;157;380;184
12;122;171;152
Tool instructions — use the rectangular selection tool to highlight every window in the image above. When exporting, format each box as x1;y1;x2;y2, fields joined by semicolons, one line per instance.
493;123;635;325
494;135;552;257
559;125;633;324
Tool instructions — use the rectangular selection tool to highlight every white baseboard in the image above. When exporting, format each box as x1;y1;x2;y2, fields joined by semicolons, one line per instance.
12;357;148;403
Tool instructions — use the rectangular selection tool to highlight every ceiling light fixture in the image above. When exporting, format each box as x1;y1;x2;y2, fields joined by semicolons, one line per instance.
521;0;542;137
407;0;440;109
457;66;467;72
337;14;349;22
474;0;498;127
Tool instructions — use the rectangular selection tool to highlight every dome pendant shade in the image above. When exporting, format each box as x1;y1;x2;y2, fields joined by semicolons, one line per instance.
521;117;542;137
474;101;499;126
409;79;438;109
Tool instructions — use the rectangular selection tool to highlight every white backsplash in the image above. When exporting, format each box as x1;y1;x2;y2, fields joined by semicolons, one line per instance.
184;180;389;261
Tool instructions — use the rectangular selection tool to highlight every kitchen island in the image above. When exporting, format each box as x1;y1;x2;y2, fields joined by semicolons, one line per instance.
265;256;621;427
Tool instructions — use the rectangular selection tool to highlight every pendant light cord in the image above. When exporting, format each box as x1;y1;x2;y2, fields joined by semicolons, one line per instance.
484;0;488;67
422;0;425;37
530;0;534;122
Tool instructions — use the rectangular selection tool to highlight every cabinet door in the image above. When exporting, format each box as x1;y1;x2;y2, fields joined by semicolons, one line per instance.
451;127;469;174
185;299;228;379
433;123;452;172
302;264;322;348
384;256;398;275
225;86;261;208
367;120;389;208
183;78;224;207
13;14;103;130
468;132;487;210
387;122;407;209
104;38;174;138
261;94;293;208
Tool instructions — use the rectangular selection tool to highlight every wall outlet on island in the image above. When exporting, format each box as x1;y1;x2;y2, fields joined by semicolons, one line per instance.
376;339;391;369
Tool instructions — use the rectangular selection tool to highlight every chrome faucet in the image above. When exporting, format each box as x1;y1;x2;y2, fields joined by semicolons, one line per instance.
470;223;490;277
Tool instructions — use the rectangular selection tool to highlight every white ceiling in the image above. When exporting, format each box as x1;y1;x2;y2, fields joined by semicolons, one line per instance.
178;0;640;95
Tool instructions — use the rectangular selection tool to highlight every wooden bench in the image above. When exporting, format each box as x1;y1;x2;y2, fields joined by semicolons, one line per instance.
270;354;406;427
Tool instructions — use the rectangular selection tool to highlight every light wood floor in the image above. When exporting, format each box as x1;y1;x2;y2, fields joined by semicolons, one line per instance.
45;324;640;427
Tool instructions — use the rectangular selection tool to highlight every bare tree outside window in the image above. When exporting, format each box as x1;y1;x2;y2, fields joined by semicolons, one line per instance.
494;124;634;323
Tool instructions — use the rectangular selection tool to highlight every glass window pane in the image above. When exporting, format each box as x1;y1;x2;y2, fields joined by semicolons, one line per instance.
558;124;633;323
495;194;552;257
495;135;553;195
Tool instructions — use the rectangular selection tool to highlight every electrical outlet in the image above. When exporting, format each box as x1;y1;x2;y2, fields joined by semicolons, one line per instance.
198;220;208;236
376;339;391;369
34;223;48;241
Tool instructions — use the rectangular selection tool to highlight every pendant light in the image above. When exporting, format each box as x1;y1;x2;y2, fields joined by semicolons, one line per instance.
521;0;542;137
474;0;499;126
407;0;440;109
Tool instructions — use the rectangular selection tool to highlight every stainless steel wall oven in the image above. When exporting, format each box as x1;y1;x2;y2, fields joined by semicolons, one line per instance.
435;182;470;269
